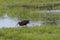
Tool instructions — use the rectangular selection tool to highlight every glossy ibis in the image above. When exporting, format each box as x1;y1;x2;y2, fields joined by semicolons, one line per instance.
17;20;29;26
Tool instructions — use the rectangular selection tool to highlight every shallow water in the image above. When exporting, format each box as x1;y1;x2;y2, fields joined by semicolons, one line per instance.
0;14;19;28
0;14;43;28
27;21;43;27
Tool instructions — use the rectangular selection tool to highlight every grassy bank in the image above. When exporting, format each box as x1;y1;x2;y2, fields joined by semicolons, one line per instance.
0;25;60;40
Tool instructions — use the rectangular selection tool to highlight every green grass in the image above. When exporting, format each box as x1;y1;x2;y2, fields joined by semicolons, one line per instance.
0;0;60;10
0;25;60;40
0;0;60;22
0;0;60;21
0;7;59;21
0;0;60;5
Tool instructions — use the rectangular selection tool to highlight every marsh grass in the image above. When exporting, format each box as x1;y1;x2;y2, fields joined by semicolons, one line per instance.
0;0;60;21
0;7;59;21
0;25;60;40
0;0;60;5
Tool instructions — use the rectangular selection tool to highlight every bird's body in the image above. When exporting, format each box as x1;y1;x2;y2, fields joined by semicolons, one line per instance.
18;20;29;26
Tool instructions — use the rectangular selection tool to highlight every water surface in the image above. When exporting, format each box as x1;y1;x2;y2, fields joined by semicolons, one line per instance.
0;14;43;28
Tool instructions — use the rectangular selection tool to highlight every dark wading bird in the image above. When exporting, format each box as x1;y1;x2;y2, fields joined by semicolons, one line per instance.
17;20;29;26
